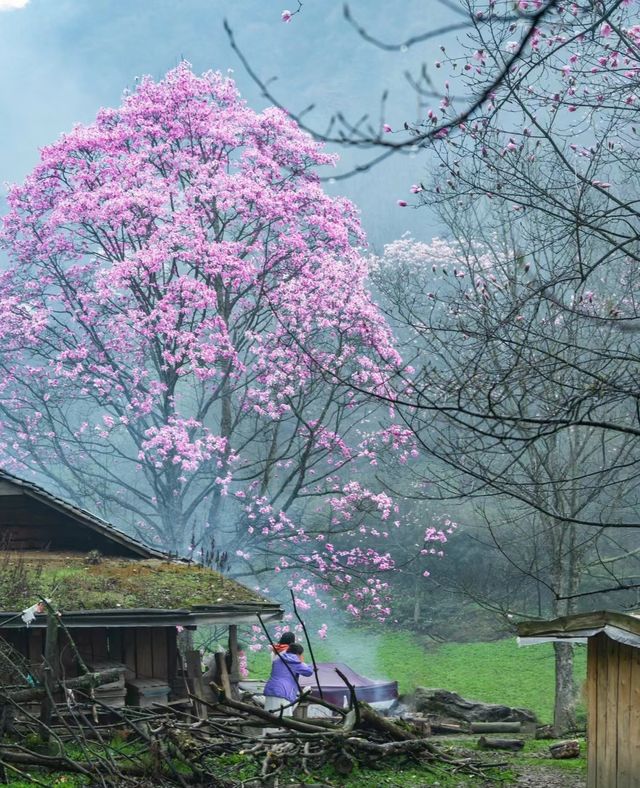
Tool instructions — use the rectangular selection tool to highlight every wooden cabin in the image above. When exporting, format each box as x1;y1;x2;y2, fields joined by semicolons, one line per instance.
518;611;640;788
0;468;282;708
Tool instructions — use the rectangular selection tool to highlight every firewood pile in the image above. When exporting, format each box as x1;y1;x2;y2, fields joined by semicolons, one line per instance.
0;604;514;786
0;625;493;787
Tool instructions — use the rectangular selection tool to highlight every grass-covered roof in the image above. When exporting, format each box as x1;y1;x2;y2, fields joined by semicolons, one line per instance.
0;552;266;612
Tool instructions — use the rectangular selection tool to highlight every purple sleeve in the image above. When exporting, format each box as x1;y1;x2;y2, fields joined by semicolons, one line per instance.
294;661;314;677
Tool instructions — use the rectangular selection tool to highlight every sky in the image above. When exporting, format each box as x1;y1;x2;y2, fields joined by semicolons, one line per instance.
0;0;461;250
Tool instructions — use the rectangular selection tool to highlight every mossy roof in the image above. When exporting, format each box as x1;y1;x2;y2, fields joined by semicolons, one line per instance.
0;552;267;613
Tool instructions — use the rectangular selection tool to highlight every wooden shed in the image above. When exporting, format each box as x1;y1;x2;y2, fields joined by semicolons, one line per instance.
0;468;282;708
518;610;640;788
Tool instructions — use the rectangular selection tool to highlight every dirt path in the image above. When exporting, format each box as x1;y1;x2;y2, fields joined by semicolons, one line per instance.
511;765;585;787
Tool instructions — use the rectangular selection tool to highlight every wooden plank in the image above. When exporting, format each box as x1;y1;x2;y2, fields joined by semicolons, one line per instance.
186;649;207;720
91;628;108;663
617;643;633;788
122;629;136;680
228;625;240;698
602;635;619;788
135;629;153;678
58;631;78;680
39;613;59;741
166;627;182;699
0;481;23;495
594;633;610;788
71;629;93;666
1;630;27;660
107;628;123;663
27;629;43;667
629;644;640;788
151;628;168;681
587;635;598;788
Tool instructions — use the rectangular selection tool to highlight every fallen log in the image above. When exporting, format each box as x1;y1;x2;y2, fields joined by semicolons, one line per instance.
550;740;580;759
1;669;122;704
413;688;536;724
357;703;418;742
214;693;350;734
215;689;417;742
345;737;437;757
477;736;524;751
470;721;521;734
430;721;466;735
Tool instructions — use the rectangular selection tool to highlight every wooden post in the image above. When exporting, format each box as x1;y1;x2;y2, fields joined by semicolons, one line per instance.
39;611;59;742
185;650;207;720
214;651;233;700
228;625;240;700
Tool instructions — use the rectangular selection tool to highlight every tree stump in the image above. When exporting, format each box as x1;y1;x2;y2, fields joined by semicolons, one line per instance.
332;752;355;776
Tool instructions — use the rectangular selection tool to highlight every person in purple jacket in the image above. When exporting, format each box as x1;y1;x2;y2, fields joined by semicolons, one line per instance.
264;643;313;717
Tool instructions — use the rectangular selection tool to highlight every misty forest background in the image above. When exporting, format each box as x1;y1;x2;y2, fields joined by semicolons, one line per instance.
1;0;640;736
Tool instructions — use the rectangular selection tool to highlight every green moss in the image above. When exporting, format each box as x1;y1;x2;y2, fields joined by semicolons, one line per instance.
0;553;264;611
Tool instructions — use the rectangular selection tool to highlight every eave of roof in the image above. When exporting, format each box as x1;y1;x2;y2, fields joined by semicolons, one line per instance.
517;610;640;649
0;602;283;629
0;467;165;559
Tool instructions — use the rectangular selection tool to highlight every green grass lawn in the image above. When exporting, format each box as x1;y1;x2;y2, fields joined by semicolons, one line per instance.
245;627;587;723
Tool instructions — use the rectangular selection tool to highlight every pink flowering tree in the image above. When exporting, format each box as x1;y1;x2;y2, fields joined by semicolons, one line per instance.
0;63;420;619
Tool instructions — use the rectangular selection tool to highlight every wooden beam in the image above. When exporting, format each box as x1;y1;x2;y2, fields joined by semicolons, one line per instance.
186;650;207;720
228;625;240;700
39;612;59;742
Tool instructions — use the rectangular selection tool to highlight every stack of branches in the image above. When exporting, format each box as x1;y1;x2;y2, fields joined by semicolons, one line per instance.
0;606;493;786
0;674;491;787
194;675;493;786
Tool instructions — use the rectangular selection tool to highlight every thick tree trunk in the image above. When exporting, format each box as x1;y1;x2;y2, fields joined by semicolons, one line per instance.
552;641;576;735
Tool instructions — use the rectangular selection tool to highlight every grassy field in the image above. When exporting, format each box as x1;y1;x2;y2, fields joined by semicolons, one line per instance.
245;627;587;723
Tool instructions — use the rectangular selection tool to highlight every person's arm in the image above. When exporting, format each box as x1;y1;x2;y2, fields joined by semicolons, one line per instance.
294;661;314;677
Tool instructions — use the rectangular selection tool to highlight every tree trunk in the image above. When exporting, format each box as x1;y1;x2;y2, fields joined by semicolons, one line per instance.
413;573;422;625
553;641;576;735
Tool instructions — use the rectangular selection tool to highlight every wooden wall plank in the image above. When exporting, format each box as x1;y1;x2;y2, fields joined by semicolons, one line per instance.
616;643;632;788
58;631;78;681
71;629;93;666
628;644;640;788
135;629;153;678
167;627;180;699
151;628;168;681
594;633;610;788
587;635;598;788
603;636;619;787
1;630;27;660
91;628;108;663
122;629;136;679
27;629;43;666
108;628;123;664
